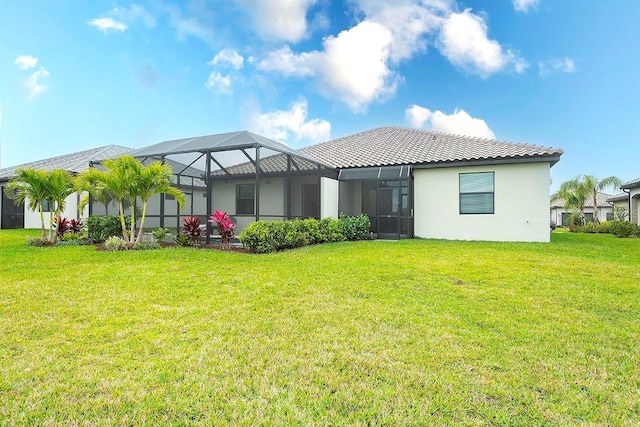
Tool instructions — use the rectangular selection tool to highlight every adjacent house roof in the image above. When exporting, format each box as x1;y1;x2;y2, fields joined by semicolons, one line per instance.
607;192;629;203
0;145;132;181
551;192;613;209
300;126;563;169
621;177;640;189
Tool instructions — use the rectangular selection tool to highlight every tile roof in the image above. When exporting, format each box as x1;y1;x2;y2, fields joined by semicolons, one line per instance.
300;126;563;169
551;192;613;208
210;153;321;177
607;192;629;203
0;145;132;180
621;177;640;189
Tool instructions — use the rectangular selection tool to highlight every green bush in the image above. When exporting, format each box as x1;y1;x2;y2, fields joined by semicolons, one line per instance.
339;214;371;240
609;220;639;238
133;241;160;250
595;221;612;234
151;228;169;244
577;222;597;234
104;236;127;251
26;236;47;247
239;215;369;253
87;215;130;243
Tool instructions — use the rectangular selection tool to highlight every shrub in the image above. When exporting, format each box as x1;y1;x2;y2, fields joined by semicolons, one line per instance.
54;217;70;238
133;241;160;250
87;215;130;243
609;220;639;238
56;239;81;247
69;218;83;235
104;236;127;251
26;236;47;247
239;215;367;253
595;221;612;234
174;232;193;247
339;214;371;240
209;210;236;250
62;233;80;241
181;215;202;246
577;222;597;234
151;227;169;244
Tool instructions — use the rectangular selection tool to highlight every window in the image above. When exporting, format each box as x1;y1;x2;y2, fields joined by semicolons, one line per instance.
459;172;494;214
236;183;255;215
41;200;52;212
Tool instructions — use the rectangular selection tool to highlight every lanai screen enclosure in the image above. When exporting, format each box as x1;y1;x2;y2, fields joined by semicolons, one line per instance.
90;131;337;243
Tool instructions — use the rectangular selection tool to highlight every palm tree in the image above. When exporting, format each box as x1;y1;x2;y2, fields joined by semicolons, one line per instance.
4;168;50;239
133;161;185;244
44;169;76;243
78;156;141;242
582;175;622;224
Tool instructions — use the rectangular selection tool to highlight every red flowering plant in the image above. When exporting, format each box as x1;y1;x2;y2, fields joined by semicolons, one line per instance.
181;215;202;246
208;210;236;250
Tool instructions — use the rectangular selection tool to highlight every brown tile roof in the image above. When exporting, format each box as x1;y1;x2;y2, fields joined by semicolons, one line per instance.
607;192;629;203
300;126;563;169
551;192;613;208
210;153;320;177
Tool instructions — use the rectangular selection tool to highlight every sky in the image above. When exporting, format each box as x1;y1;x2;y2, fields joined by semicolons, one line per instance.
1;0;639;193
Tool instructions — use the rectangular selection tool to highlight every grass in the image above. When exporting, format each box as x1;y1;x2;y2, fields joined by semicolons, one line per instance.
1;229;639;425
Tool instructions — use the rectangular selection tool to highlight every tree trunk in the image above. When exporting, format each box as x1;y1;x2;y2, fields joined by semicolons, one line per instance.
48;210;54;243
39;204;46;240
592;192;599;224
135;202;148;245
118;200;128;241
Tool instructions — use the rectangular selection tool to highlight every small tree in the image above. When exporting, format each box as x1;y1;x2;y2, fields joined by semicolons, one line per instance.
44;169;76;243
553;175;622;226
209;210;236;250
4;168;50;239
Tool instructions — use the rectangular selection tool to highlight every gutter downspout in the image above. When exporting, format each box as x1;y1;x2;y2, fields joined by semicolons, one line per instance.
623;188;631;221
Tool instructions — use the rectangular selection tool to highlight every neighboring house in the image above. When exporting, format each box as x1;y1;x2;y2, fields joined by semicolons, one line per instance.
621;177;640;225
607;192;630;221
550;191;614;226
0;145;131;229
127;127;563;243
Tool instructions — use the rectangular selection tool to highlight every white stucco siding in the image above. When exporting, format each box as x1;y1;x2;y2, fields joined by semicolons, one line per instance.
23;193;80;229
414;162;552;242
630;187;640;225
320;177;339;219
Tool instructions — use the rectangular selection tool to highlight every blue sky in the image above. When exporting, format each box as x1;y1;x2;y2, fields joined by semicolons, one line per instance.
1;0;638;192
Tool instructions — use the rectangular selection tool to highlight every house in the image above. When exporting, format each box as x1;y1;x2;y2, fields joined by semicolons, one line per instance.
550;191;614;226
1;127;564;242
607;192;630;221
621;177;640;224
0;145;131;229
125;127;563;243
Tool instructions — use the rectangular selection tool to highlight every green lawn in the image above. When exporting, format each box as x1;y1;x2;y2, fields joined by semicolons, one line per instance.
1;229;639;425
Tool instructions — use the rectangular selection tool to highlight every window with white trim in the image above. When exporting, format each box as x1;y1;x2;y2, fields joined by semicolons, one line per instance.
459;172;494;214
236;183;255;215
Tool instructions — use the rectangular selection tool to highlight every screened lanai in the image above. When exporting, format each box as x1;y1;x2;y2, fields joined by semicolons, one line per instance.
122;131;338;243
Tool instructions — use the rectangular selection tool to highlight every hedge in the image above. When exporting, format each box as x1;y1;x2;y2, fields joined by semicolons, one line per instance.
239;214;371;253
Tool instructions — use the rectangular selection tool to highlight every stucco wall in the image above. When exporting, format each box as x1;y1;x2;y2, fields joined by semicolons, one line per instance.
24;193;80;229
630;187;640;224
338;181;362;216
320;177;339;219
414;162;552;242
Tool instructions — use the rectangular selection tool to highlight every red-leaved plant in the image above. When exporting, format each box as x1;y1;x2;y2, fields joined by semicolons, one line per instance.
54;217;70;238
208;210;236;250
181;215;202;246
69;218;83;235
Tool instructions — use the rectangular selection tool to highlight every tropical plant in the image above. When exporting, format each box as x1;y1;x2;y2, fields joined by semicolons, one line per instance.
209;210;236;250
553;175;622;226
151;228;169;244
44;169;76;243
4;168;51;239
54;216;70;238
181;215;202;246
78;155;185;246
174;232;193;247
104;236;127;251
132;161;185;244
68;218;83;235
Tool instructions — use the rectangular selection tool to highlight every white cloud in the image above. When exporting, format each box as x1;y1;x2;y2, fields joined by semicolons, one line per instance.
248;99;331;144
25;67;50;99
14;55;38;70
539;57;576;76
258;21;399;112
114;4;156;28
513;0;539;13
205;72;232;94
437;9;527;78
209;49;244;70
405;105;496;139
236;0;319;42
89;17;128;32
